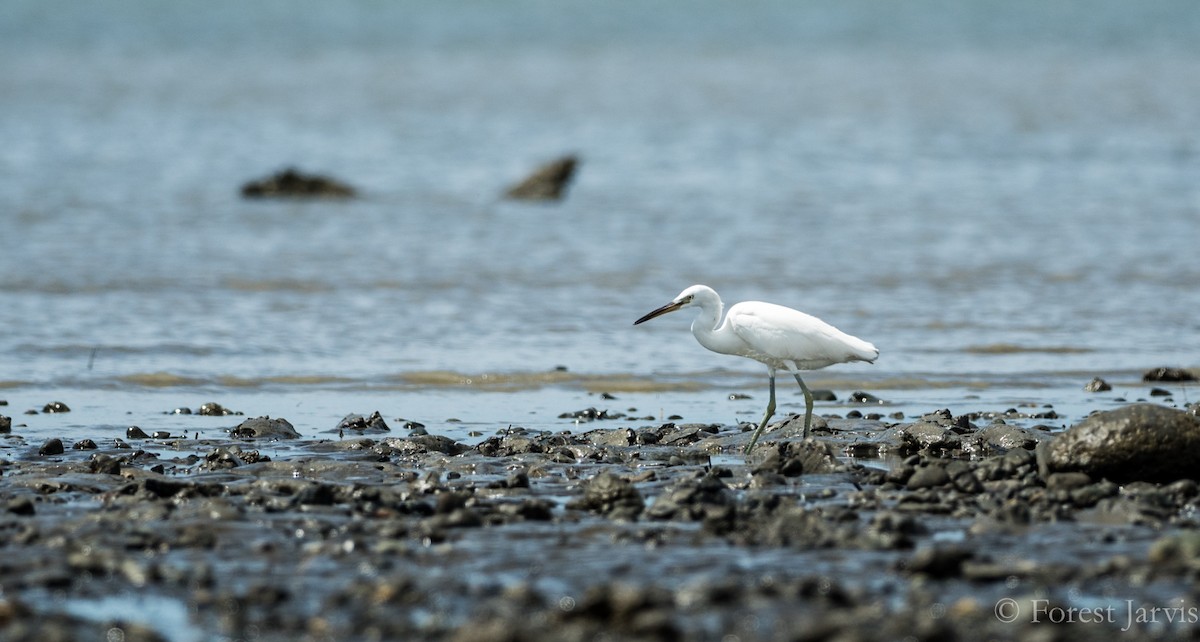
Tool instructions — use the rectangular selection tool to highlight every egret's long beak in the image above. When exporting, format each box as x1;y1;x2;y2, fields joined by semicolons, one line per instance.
634;300;684;325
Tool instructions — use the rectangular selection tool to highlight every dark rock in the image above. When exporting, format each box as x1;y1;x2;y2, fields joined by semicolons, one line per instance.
198;402;239;416
337;411;391;434
811;390;838;401
141;477;191;498
1045;472;1092;491
72;438;98;450
241;167;356;199
203;446;268;469
0;415;10;433
906;462;950;489
1148;532;1200;570
946;460;983;493
89;454;123;475
231;416;301;440
384;434;468;455
864;511;925;549
767;439;843;477
644;471;734;531
1040;404;1200;484
1149;387;1172;397
660;424;712;445
904;546;973;578
7;497;35;516
848;391;883;404
504;155;578;200
505;470;530;489
38;438;64;456
1068;480;1118;508
127;426;150;439
1084;377;1112;392
586;428;635;447
567;471;644;521
972;423;1046;453
1142;367;1196;382
559;407;624;421
896;420;958;455
41;401;70;413
296;484;337;506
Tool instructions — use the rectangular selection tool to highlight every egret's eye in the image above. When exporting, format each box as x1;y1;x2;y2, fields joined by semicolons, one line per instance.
682;295;694;303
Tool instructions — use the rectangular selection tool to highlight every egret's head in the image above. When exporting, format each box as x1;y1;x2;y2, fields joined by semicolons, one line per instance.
633;284;713;325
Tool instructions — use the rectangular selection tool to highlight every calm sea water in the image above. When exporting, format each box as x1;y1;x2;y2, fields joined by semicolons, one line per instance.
2;1;1199;442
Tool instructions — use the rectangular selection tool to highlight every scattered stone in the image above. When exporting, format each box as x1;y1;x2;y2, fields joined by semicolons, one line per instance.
895;414;959;455
559;407;624;421
906;461;950;489
6;497;35;516
41;401;70;413
0;395;1198;642
38;438;64;456
1040;404;1200;484
645;471;734;529
198;402;240;416
231;416;301;440
904;546;973;578
337;411;391;434
504;155;578;200
1083;377;1111;392
567;471;644;521
763;440;843;477
127;426;150;439
0;415;10;433
971;423;1046;453
89;453;123;475
241;167;356;198
1044;472;1092;491
1148;532;1200;570
72;439;98;450
848;391;883;404
1149;387;1172;397
1142;367;1197;382
384;434;468;455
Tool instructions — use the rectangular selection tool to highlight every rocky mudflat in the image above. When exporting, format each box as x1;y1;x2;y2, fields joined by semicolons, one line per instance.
1;402;1199;640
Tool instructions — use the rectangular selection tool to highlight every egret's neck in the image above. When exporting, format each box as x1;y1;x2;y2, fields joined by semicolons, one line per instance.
689;300;739;355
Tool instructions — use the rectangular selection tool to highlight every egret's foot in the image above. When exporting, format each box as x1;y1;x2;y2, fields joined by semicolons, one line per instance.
743;421;768;455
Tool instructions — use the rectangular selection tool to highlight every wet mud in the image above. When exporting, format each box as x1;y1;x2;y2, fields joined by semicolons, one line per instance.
1;403;1199;640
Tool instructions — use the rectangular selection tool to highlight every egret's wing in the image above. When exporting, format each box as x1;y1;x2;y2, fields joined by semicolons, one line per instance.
728;302;876;368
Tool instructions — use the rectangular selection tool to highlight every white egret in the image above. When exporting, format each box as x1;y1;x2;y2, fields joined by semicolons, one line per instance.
633;285;878;454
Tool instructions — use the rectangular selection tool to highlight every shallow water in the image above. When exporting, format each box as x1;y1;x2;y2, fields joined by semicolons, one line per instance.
2;1;1199;441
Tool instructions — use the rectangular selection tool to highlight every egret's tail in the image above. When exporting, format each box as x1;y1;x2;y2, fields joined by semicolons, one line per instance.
850;338;879;364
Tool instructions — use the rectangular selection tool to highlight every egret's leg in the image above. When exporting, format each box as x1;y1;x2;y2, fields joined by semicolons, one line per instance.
792;373;815;439
744;373;777;454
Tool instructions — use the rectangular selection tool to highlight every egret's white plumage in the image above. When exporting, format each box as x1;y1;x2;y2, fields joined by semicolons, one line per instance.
634;284;878;453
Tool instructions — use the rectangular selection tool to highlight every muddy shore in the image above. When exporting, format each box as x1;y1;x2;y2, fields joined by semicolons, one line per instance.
2;402;1199;641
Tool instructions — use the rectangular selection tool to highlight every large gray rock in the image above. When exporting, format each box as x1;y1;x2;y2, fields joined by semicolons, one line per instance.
1039;404;1200;484
230;416;301;440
